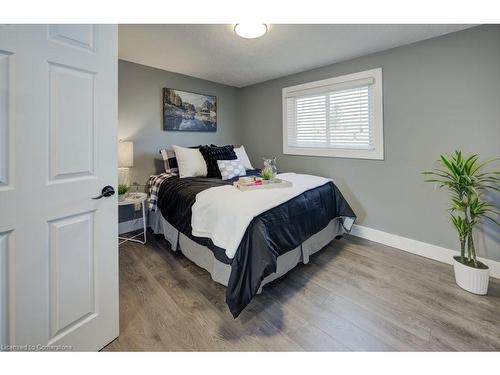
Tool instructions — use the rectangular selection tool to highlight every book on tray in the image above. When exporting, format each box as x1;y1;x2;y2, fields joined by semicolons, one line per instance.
237;176;263;187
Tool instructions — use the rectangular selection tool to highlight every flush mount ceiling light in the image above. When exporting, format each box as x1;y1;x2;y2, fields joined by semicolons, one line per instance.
234;24;268;39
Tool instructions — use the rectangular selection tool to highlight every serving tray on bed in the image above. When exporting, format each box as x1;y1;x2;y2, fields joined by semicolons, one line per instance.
233;178;293;191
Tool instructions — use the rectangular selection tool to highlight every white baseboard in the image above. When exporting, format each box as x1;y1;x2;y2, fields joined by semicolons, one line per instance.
350;224;500;279
119;219;144;235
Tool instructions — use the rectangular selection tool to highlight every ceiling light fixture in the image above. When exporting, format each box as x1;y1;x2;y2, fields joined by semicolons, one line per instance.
234;24;268;39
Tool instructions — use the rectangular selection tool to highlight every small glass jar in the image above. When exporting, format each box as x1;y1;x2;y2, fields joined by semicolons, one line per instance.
262;157;278;180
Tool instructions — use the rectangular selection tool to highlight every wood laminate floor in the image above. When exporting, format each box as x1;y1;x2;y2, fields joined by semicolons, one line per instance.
103;231;500;351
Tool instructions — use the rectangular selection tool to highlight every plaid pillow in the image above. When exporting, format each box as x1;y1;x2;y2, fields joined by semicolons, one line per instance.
146;172;176;211
159;149;179;174
199;145;237;178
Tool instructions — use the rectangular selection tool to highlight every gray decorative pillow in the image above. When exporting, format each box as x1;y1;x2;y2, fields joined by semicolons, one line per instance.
217;159;246;180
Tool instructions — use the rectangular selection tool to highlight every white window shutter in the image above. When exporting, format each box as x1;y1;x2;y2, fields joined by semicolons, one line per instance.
329;85;373;149
286;83;373;149
287;94;327;148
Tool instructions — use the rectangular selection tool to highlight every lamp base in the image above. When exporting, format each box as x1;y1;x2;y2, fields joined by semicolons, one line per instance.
118;168;130;186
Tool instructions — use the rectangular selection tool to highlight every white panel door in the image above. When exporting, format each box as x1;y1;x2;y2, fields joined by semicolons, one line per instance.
0;25;118;351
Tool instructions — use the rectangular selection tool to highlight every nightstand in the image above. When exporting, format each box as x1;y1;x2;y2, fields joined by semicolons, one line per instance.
118;192;147;245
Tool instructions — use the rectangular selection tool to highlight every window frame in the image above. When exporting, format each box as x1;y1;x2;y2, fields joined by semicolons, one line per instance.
282;68;384;160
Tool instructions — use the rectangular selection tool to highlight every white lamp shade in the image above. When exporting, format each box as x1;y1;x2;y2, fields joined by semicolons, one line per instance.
118;141;134;168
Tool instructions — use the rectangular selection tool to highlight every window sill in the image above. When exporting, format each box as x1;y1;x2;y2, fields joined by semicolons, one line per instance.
283;146;384;160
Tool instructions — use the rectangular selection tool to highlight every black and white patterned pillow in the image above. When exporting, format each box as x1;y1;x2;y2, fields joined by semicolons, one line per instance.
159;149;179;174
199;145;237;178
217;159;246;180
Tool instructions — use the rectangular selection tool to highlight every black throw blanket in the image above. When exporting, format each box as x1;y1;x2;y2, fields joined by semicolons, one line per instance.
156;171;356;317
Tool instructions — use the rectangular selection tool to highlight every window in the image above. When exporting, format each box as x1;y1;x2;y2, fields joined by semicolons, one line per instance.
282;68;383;160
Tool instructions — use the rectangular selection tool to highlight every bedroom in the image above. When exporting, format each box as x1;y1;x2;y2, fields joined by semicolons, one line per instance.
1;0;500;373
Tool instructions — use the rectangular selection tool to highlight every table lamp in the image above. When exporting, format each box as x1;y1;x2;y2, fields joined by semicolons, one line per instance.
118;140;133;186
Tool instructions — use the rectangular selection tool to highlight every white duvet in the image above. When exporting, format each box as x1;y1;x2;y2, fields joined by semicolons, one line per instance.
191;173;331;259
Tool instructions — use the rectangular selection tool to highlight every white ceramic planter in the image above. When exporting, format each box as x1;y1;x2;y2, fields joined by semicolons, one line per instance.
453;257;489;295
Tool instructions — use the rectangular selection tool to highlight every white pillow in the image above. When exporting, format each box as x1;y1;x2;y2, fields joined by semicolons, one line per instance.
217;159;246;180
173;145;207;178
234;145;254;170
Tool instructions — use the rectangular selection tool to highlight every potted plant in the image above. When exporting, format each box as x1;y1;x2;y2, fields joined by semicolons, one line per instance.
423;151;499;295
118;184;129;202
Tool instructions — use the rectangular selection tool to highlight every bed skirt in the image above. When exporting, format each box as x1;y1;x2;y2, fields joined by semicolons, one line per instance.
148;210;344;292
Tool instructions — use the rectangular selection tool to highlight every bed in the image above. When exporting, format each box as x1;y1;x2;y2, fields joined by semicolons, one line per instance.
146;169;356;317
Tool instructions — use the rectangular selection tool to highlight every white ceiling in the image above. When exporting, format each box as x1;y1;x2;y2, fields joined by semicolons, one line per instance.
119;24;475;87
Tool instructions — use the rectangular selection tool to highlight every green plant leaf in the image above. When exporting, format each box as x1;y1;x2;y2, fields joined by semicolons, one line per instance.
470;157;500;175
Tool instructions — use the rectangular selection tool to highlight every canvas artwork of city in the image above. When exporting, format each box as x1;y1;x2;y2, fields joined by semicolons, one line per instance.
163;88;217;132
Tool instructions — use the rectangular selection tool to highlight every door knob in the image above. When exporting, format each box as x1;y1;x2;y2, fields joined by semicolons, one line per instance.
92;185;115;199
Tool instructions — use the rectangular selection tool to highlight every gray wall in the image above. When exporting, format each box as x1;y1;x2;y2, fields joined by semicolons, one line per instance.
240;25;500;261
118;60;241;224
118;60;241;185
